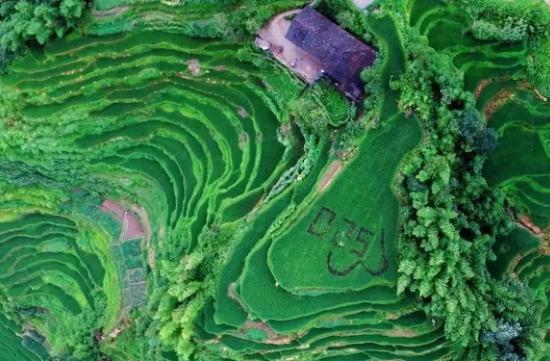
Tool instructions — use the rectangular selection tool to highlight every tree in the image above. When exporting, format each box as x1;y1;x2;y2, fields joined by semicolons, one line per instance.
0;0;88;70
483;322;525;361
392;20;543;359
459;106;497;154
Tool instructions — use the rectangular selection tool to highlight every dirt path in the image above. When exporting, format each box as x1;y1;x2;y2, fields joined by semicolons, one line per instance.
385;328;418;337
129;204;155;268
317;160;344;193
518;81;548;103
92;6;129;18
504;211;548;274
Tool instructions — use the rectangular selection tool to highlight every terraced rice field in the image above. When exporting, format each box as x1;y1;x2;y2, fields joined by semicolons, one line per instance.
0;313;43;361
0;0;452;357
0;0;548;359
1;21;305;358
0;209;120;358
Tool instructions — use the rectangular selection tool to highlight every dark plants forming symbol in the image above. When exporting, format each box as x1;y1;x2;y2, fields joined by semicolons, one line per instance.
307;207;336;237
307;207;388;277
327;228;387;277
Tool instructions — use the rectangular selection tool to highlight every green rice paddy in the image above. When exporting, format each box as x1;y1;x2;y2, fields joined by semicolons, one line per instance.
0;0;547;359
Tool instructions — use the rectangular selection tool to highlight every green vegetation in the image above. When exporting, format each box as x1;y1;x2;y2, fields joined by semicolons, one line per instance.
0;0;88;70
0;0;548;360
398;0;549;358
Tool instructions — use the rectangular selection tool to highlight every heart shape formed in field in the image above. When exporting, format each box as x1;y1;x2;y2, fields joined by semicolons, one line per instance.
326;228;388;277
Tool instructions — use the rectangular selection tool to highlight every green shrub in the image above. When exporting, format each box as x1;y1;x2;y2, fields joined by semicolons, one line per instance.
527;37;550;97
290;82;354;137
471;18;528;42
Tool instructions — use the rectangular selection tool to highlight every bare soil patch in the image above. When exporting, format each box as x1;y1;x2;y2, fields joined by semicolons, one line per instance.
101;200;145;241
187;59;201;77
385;328;418;337
101;199;125;219
130;204;155;268
124;211;144;240
474;79;492;100
518;80;548;103
237;106;249;118
541;237;550;255
241;321;294;345
256;10;323;83
227;283;250;313
533;88;548;102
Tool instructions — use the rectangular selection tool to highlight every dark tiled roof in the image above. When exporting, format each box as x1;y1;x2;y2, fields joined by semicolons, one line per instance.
285;7;376;100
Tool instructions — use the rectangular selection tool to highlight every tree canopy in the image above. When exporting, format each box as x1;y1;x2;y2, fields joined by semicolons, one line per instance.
0;0;87;69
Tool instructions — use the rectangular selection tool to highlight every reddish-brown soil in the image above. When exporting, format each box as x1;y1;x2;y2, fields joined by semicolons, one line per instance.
101;199;125;219
124;211;144;240
517;214;542;236
130;204;155;268
483;88;515;119
101;200;145;241
474;79;492;100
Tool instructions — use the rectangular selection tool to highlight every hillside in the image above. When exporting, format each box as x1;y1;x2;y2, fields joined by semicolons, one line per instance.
0;0;548;360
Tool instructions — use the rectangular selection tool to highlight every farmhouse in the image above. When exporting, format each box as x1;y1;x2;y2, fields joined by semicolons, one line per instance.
256;7;376;102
